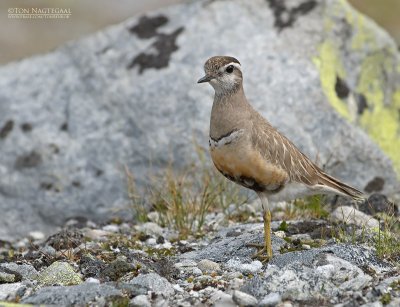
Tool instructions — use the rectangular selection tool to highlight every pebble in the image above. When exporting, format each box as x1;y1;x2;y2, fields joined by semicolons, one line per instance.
145;237;157;245
273;230;286;238
197;259;221;273
331;206;379;229
192;267;203;276
226;259;262;274
28;231;45;241
85;277;100;284
102;224;119;233
0;263;38;280
173;284;184;292
135;222;163;236
128;273;174;296
147;211;161;223
302;244;311;250
130;294;151;307
0;271;16;283
37;261;82;286
211;290;236;307
290;233;312;241
259;292;282;307
232;290;258;306
0;282;25;300
40;245;57;257
84;229;111;241
174;260;197;269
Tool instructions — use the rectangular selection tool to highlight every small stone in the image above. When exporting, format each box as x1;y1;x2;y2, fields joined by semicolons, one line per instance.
128;273;174;296
37;261;82;286
28;231;45;241
226;259;262;274
302;244;311;250
225;271;243;280
230;277;244;289
232;290;258;306
173;284;184;292
130;294;151;307
102;224;119;233
85;277;100;284
135;222;163;237
192;268;203;276
197;259;221;273
156;235;165;244
259;292;281;307
146;237;157;245
84;229;111;241
174;260;197;269
147;211;161;223
0;282;25;300
273;230;286;238
40;245;57;257
0;271;17;283
211;290;236;307
0;263;38;280
331;206;379;229
290;233;312;241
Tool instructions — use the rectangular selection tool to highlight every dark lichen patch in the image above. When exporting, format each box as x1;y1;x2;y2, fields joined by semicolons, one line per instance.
128;27;184;73
335;76;350;99
0;120;14;139
21;123;33;132
60;122;68;131
364;177;385;193
40;182;54;191
72;181;82;188
129;15;169;39
356;93;368;115
266;0;317;31
15;150;42;169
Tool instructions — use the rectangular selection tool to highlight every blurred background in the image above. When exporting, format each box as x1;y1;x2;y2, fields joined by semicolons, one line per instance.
0;0;399;65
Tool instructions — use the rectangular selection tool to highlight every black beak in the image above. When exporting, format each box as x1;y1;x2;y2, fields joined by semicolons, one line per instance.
197;75;213;83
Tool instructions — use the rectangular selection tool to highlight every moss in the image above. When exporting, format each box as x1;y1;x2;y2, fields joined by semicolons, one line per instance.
380;293;391;305
278;221;288;232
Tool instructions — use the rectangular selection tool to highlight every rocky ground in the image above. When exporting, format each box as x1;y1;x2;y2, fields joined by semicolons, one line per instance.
0;194;399;307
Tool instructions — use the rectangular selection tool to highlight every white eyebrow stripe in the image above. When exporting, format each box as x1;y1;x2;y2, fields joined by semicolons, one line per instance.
220;62;242;72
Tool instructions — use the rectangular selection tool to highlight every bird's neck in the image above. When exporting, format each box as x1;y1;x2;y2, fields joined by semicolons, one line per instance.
210;86;252;139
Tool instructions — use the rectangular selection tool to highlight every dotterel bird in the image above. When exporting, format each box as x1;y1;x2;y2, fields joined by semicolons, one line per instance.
198;56;364;260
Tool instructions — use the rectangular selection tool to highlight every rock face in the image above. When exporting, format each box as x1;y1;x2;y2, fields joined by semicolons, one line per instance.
0;0;399;240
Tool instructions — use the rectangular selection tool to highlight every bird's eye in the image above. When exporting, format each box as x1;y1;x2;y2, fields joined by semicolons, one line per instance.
226;65;234;73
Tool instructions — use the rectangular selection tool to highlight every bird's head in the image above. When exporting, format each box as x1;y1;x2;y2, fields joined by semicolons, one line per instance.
198;56;242;95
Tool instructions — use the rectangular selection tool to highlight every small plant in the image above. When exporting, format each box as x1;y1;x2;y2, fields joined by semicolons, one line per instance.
126;144;248;238
375;212;400;262
277;195;329;221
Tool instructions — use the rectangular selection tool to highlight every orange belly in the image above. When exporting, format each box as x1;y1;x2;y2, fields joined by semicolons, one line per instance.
210;145;288;190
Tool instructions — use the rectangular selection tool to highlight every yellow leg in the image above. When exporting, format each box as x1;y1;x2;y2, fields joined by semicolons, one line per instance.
247;196;273;262
264;210;272;259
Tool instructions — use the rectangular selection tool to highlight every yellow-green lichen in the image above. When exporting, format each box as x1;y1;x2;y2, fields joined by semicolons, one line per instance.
314;0;400;177
313;41;350;120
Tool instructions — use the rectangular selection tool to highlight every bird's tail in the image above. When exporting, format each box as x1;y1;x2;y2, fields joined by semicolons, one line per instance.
318;171;365;201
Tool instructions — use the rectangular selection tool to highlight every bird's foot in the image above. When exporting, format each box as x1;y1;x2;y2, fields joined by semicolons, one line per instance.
246;243;272;263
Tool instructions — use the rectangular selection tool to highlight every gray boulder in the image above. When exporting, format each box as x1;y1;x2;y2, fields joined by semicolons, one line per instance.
0;0;399;240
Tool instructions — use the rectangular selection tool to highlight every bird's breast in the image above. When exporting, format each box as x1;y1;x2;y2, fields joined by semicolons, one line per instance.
209;140;289;193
